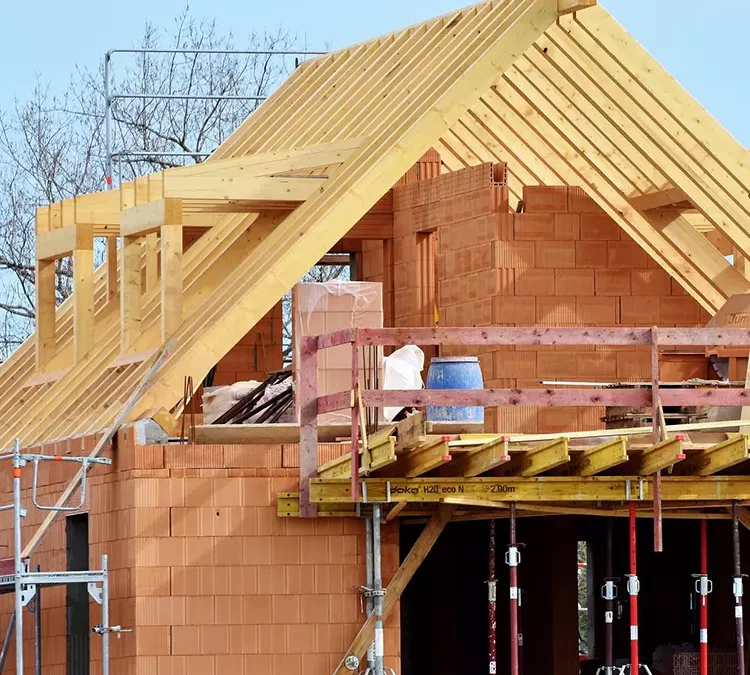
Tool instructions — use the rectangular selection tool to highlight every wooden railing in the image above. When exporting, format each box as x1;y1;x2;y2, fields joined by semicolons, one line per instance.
298;326;750;529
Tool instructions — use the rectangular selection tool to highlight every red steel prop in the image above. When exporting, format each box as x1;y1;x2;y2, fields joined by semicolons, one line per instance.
696;520;711;675
628;502;640;673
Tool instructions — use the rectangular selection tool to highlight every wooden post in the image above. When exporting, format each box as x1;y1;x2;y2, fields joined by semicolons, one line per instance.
651;326;664;552
35;259;56;370
299;336;319;517
145;232;159;293
160;216;183;340
73;222;94;362
120;235;142;351
106;236;118;301
331;504;456;675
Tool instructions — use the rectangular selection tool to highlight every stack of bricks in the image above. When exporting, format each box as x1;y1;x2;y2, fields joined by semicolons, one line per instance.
0;435;398;675
211;302;284;386
292;282;384;424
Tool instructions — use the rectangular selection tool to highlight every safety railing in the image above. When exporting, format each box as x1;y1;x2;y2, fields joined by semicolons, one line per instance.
298;326;750;526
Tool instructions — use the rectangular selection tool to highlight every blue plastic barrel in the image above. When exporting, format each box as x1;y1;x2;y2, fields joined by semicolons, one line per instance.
425;356;484;423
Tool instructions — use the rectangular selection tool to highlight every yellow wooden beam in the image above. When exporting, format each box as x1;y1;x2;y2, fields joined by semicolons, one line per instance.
558;0;596;15
379;439;453;478
495;438;570;477
34;258;56;371
317;438;397;479
680;435;750;476
36;224;76;261
434;437;511;477
161;175;326;203
564;437;629;476
629;187;688;211
106;236;118;302
160;222;183;340
311;476;750;504
120;234;142;352
121;198;183;238
73;222;94;363
629;437;685;475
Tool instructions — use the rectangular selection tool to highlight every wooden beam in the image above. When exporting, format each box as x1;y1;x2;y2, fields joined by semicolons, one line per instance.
121;198;183;238
434;436;511;477
679;435;750;476
629;437;685;475
193;423;353;444
144;233;159;293
35;258;56;370
557;0;596;15
310;476;750;505
73;222;94;362
317;438;397;479
36;224;76;261
120;235;142;351
563;437;629;476
160;222;183;340
494;438;570;477
332;505;455;675
106;236;118;301
629;187;689;211
161;175;326;203
378;439;452;478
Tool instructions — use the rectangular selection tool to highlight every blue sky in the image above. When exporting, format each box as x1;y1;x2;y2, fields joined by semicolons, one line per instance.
1;0;748;146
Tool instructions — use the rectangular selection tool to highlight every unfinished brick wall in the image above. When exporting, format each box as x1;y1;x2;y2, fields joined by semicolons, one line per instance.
0;436;399;675
211;302;284;387
362;163;714;435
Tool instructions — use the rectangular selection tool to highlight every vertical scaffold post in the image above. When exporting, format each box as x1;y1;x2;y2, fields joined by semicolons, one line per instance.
732;503;745;675
628;502;639;673
651;326;663;553
372;504;384;675
697;520;710;675
34;565;41;675
365;512;375;673
508;503;520;675
351;338;361;502
488;520;497;675
13;439;25;675
603;519;616;674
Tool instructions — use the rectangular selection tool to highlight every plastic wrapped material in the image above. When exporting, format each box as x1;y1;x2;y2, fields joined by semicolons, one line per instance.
202;381;261;424
383;345;425;421
293;281;384;424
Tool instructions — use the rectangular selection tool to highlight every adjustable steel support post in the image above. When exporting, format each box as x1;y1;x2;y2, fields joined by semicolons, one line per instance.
365;511;376;673
13;440;25;675
628;502;640;674
732;503;745;675
508;504;520;675
696;520;711;675
372;504;384;675
488;520;497;675
34;565;41;675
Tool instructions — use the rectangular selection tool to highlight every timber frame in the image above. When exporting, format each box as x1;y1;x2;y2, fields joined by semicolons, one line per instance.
0;0;747;455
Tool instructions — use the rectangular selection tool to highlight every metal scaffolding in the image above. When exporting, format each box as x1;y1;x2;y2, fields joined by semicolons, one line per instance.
103;47;327;188
0;440;115;674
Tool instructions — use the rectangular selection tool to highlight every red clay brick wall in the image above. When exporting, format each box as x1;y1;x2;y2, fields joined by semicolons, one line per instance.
364;165;713;435
0;436;400;675
211;302;284;386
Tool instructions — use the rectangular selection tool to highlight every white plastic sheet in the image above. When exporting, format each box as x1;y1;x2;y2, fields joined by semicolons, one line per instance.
382;345;425;422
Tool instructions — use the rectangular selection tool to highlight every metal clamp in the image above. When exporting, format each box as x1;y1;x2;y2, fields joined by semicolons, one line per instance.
734;576;745;600
693;575;713;596
506;545;521;567
92;624;132;639
487;580;497;602
601;579;619;601
626;575;640;596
